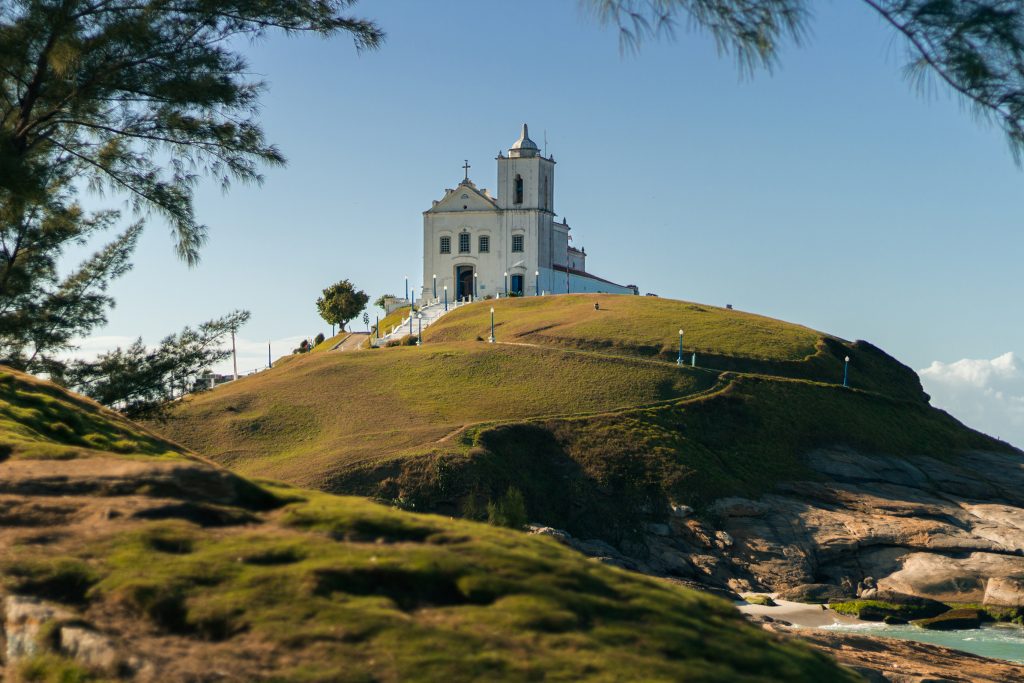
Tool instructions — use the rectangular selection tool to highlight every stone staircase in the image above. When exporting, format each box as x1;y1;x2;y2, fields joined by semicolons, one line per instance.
371;296;472;346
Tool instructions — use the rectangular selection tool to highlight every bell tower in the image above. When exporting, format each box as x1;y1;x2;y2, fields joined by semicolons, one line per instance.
496;124;555;212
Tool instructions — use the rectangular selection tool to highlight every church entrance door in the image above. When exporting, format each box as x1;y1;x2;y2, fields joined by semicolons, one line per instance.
456;266;474;301
510;274;524;296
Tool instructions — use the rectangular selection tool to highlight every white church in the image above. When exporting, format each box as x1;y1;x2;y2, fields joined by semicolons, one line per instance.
420;125;637;302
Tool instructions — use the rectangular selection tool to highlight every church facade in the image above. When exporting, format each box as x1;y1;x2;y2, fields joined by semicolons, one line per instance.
420;125;636;302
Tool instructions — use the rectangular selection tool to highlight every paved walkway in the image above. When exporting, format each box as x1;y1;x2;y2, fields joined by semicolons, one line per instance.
331;332;369;351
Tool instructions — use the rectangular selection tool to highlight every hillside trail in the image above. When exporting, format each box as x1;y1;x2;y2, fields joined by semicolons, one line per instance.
494;339;718;374
330;332;369;351
426;371;735;447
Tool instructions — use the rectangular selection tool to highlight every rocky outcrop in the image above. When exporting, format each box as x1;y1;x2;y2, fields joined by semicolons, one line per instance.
776;622;1024;683
0;595;145;677
912;607;989;630
674;448;1024;605
778;583;853;603
538;446;1024;610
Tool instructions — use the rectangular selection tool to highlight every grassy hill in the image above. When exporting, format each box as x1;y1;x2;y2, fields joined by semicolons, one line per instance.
0;367;856;682
425;295;927;402
155;293;1014;542
380;375;1009;540
158;295;937;483
156;340;716;488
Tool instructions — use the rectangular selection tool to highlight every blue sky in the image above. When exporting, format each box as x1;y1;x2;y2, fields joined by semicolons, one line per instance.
74;1;1023;445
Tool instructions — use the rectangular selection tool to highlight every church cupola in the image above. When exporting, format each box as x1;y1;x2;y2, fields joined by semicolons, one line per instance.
508;123;539;158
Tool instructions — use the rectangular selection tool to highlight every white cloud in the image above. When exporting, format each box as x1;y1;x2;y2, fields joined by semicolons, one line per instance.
920;352;1024;449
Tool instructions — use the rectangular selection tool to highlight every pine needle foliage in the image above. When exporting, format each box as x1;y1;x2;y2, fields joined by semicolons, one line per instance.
0;0;383;264
585;0;1024;163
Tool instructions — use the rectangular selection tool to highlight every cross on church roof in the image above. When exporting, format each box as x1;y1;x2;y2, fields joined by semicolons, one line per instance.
462;159;471;180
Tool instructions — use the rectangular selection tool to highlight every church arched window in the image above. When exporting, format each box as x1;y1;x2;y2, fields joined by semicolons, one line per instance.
440;236;451;254
514;174;523;204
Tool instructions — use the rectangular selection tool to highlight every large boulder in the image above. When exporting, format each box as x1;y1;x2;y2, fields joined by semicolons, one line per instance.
829;591;949;623
779;583;852;604
984;577;1024;608
913;608;989;631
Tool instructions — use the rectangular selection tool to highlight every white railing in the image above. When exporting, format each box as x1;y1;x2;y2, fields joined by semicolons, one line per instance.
372;296;476;347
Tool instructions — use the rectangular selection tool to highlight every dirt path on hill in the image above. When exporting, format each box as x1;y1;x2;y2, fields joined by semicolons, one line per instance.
494;339;717;374
425;374;735;447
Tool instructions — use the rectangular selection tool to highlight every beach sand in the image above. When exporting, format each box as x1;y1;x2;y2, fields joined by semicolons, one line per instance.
736;598;863;628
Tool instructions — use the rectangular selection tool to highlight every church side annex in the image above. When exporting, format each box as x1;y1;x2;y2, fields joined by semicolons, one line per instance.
421;124;638;302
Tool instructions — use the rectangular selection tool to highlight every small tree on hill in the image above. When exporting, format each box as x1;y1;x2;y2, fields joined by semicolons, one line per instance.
317;280;368;332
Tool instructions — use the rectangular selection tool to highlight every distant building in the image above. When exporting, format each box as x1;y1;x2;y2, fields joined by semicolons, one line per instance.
421;124;637;300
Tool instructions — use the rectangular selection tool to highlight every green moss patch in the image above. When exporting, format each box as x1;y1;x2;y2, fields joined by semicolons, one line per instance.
17;488;850;680
744;594;777;606
1;557;98;605
0;367;185;462
829;599;947;623
913;608;991;630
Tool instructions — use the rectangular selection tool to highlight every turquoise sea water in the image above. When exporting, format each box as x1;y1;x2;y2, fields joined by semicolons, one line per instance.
819;622;1024;663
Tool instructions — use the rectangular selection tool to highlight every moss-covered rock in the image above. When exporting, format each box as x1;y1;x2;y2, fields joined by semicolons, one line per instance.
913;608;991;630
743;594;777;606
829;593;948;622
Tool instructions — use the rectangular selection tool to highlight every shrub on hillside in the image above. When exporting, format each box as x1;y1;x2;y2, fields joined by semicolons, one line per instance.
314;333;325;346
488;486;527;529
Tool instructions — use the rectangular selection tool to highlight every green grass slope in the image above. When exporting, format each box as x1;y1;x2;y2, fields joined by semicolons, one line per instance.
427;295;927;401
0;367;856;682
368;375;1013;541
156;341;715;488
0;368;186;462
155;294;1012;544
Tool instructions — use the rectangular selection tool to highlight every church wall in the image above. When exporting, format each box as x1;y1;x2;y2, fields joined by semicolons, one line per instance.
422;210;502;300
537;267;635;296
